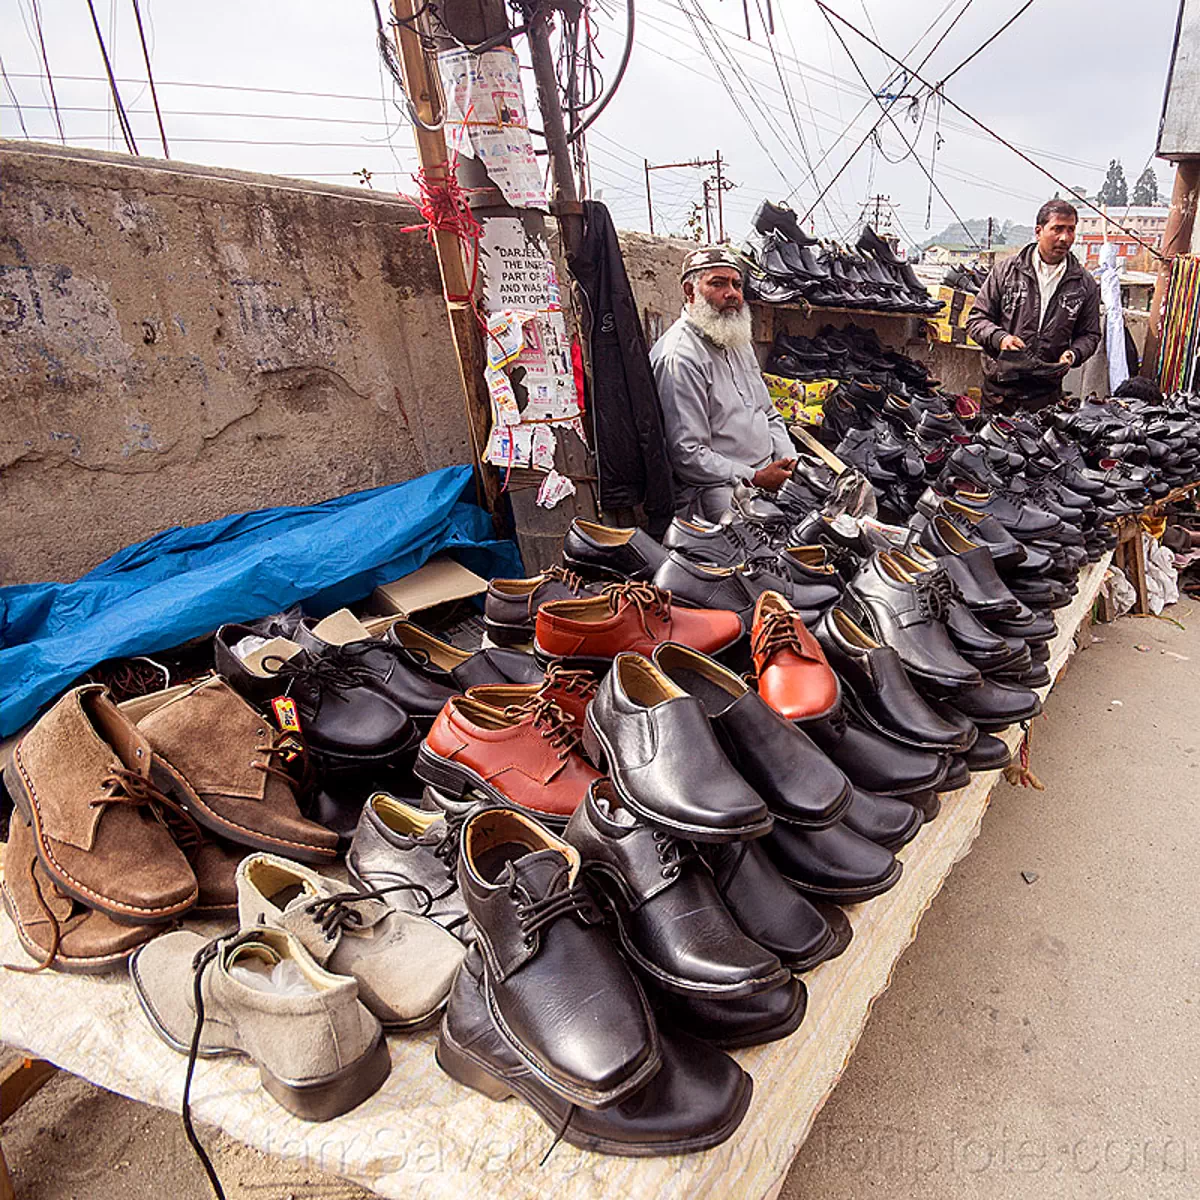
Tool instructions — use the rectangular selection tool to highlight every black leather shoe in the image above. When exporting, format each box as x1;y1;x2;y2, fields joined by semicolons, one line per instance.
763;821;902;903
841;788;922;851
458;807;660;1109
701;838;846;971
585;653;773;842
214;624;418;771
653;976;809;1049
484;567;595;646
804;708;949;797
565;783;788;999
917;519;1023;618
651;643;852;827
563;519;669;583
985;609;1057;642
384;620;542;690
438;946;753;1153
661;517;772;568
294;616;456;731
937;755;971;791
963;731;1013;771
814;608;975;754
843;553;982;692
915;493;1028;570
947;678;1042;731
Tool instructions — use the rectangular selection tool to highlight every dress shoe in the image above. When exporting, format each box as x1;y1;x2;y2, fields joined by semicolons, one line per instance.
946;678;1042;731
652;976;809;1048
651;642;852;828
464;663;600;730
535;582;742;667
565;782;787;998
917;519;1023;618
437;946;752;1154
484;566;594;646
584;653;772;842
214;625;418;772
843;552;982;692
458;808;660;1109
660;517;773;568
963;732;1013;771
750;590;841;722
814;608;974;753
292;609;456;731
383;620;542;690
841;788;922;851
803;708;949;797
416;695;599;826
699;839;848;971
763;821;902;904
562;519;669;583
915;493;1027;570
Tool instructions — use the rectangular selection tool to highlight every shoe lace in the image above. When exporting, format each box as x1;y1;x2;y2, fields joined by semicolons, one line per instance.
251;728;316;798
91;767;205;850
304;881;436;939
541;564;587;595
541;662;599;700
501;697;583;777
652;830;698;880
600;581;671;638
182;937;230;1200
914;571;954;622
751;608;811;665
507;866;597;947
261;648;379;697
3;856;73;975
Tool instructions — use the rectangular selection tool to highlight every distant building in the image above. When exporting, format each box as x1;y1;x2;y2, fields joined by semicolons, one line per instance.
1075;205;1167;267
921;244;979;266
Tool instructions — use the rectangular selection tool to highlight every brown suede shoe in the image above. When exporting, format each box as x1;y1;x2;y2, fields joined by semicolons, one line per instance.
2;817;161;972
134;677;339;864
6;686;198;925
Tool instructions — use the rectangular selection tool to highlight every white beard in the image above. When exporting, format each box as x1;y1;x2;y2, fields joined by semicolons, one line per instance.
685;295;753;351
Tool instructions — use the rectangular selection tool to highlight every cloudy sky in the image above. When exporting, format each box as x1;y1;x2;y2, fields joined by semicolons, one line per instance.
0;0;1184;246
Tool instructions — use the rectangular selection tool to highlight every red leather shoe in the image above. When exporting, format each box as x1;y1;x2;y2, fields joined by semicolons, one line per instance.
534;582;743;666
751;591;841;723
465;664;599;730
415;696;599;825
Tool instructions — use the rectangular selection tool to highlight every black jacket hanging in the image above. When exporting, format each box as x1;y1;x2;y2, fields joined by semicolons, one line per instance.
567;201;675;535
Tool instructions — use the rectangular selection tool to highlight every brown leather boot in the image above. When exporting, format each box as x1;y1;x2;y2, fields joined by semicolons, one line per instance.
2;816;161;972
133;677;339;863
6;685;198;924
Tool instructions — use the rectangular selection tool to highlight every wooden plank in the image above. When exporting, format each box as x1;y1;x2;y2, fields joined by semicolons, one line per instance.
0;1057;57;1122
789;424;848;474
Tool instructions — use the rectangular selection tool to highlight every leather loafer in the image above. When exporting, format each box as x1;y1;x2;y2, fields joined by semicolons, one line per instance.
562;519;669;583
763;821;902;904
947;678;1042;731
651;642;852;828
438;946;752;1154
963;732;1013;771
459;807;661;1109
652;976;809;1049
804;708;949;797
566;781;788;998
584;653;773;842
383;620;542;690
841;788;923;851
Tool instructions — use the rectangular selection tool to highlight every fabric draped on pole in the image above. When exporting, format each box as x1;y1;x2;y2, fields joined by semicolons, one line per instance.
1098;243;1130;392
1158;254;1200;393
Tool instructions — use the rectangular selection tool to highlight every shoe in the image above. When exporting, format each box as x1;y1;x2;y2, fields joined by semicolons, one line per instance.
651;642;852;828
652;976;809;1048
484;566;595;646
6;685;198;925
437;946;752;1154
562;519;669;583
465;662;599;730
346;793;470;939
292;609;456;730
565;782;787;998
584;653;772;842
415;695;600;827
2;815;160;973
947;679;1042;731
841;788;923;851
917;519;1023;618
383;621;543;690
843;553;982;692
535;582;742;668
763;821;902;904
699;839;848;971
963;732;1013;771
236;852;464;1028
458;807;661;1109
131;927;390;1120
803;708;950;797
813;608;974;753
132;677;340;863
749;590;842;722
661;517;772;568
214;627;418;773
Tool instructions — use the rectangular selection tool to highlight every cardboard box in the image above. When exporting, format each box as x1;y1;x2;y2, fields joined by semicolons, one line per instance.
370;556;488;617
763;373;835;423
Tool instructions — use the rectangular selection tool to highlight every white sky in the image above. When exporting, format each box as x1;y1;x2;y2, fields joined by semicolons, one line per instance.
0;0;1184;246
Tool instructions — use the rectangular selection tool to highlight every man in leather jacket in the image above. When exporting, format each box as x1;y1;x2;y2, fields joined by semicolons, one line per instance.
966;199;1101;412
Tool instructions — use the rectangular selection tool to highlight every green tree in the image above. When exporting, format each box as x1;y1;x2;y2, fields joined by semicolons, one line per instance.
1132;165;1160;206
1097;159;1128;207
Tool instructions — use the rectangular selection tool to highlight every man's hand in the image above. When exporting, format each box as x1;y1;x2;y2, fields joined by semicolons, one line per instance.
1058;350;1075;366
752;457;796;492
1000;334;1026;352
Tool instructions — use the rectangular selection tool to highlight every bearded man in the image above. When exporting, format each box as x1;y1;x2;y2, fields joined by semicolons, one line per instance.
650;246;796;521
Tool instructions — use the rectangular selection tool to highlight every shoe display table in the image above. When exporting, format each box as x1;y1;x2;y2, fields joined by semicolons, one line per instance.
0;555;1111;1200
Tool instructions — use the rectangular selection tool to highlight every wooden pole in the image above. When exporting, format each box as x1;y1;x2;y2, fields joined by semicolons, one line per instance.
389;0;504;518
1142;156;1200;381
715;150;725;242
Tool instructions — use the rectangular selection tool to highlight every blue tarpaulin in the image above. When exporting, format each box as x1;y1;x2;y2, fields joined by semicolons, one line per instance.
0;465;522;738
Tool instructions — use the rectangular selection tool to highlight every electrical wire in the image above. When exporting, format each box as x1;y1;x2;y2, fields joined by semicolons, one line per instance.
935;0;1034;89
84;0;138;154
27;0;65;143
131;0;168;156
0;55;29;137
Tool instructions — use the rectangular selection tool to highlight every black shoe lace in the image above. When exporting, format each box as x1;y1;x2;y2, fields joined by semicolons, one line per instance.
304;881;436;939
182;936;230;1200
914;570;955;622
261;648;379;698
507;866;597;948
600;581;672;637
653;830;698;880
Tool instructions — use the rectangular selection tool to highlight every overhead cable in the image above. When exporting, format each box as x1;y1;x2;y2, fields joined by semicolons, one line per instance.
130;0;169;156
0;55;29;136
84;0;138;154
27;0;65;143
935;0;1035;89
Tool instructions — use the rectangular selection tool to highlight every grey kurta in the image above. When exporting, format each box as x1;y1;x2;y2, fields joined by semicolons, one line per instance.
650;312;793;519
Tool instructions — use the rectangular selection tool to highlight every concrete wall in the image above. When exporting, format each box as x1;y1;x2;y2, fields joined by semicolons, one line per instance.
1;142;469;584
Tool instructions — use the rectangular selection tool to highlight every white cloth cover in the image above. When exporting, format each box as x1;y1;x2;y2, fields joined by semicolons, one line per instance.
1098;242;1130;392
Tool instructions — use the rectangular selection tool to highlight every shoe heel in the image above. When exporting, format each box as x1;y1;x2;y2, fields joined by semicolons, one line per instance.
580;717;607;771
259;1029;391;1121
434;1028;514;1103
413;746;469;799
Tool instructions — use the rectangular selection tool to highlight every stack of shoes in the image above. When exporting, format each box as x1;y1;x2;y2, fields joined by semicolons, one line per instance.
742;203;941;315
941;263;988;293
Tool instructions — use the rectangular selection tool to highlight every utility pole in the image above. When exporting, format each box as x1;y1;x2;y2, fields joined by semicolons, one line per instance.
644;158;654;235
986;216;994;249
644;154;728;239
701;178;713;242
715;150;725;241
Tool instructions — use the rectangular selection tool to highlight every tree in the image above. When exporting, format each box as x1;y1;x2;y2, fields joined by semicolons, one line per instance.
1133;165;1160;206
1097;159;1128;207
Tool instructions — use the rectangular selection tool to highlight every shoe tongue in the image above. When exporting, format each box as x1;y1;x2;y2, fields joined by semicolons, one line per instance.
507;849;571;898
